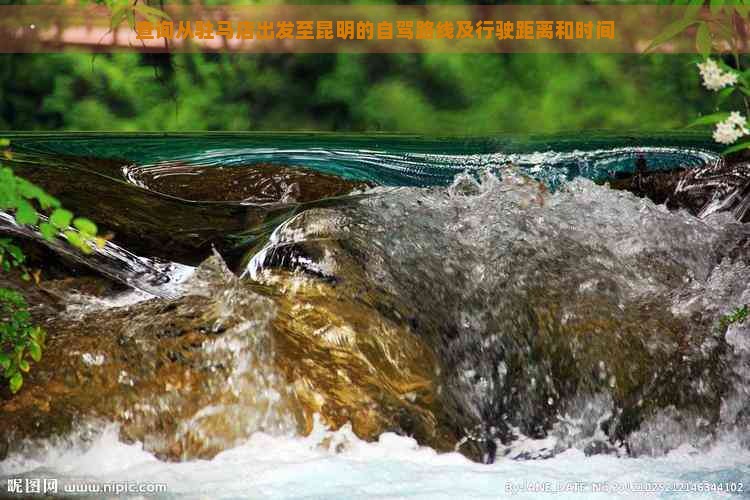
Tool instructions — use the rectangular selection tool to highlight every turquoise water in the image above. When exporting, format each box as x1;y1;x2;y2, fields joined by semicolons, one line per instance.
1;131;720;189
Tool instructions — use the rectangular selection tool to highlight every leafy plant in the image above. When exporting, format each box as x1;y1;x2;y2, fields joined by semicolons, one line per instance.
646;0;750;57
0;163;101;254
720;304;749;330
647;0;750;152
0;289;45;394
0;138;101;394
106;0;171;31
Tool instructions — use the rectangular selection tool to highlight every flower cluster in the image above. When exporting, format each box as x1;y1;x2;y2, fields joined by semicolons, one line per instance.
697;59;738;91
713;111;749;145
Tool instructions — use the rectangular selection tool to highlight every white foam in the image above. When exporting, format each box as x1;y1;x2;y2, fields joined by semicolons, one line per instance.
2;420;748;500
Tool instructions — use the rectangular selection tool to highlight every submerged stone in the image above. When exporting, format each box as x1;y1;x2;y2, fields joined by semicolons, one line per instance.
4;158;372;267
123;161;374;204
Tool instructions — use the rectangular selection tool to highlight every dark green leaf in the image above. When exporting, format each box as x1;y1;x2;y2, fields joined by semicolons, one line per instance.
717;86;736;104
6;244;24;264
722;140;750;154
687;111;730;127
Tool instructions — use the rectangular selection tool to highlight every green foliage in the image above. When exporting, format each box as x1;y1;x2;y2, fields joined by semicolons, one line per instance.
108;1;171;31
0;138;101;394
686;111;730;127
0;288;45;394
720;304;749;330
0;52;716;134
0;156;100;254
0;239;25;274
647;0;750;55
647;0;750;153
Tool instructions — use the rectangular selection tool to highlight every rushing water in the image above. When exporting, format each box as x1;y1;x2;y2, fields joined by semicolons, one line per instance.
1;133;749;499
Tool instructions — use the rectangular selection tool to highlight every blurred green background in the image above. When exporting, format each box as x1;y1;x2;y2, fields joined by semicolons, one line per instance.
0;52;719;133
0;0;732;137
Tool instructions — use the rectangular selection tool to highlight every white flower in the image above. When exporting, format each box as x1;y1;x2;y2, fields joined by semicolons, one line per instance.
697;59;738;91
713;111;749;145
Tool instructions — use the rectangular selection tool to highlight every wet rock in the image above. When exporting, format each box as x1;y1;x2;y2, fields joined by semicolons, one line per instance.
609;156;750;222
583;440;618;457
0;255;463;462
247;176;749;459
1;257;298;461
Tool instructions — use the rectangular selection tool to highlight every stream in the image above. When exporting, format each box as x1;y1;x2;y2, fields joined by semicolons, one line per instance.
0;133;748;499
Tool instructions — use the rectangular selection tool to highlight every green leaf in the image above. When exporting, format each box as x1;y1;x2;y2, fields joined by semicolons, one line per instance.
73;218;97;237
697;22;712;57
64;230;85;250
6;244;24;265
687;111;730;127
722;140;750;154
0;139;9;147
0;353;9;371
110;4;128;29
36;192;60;210
134;4;171;21
645;18;700;53
685;0;706;20
15;200;38;225
30;327;44;344
126;7;135;29
0;169;18;209
28;341;41;362
39;222;57;241
717;85;736;104
50;208;73;230
711;0;725;15
9;372;22;393
15;345;24;364
18;359;29;373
